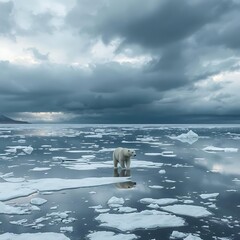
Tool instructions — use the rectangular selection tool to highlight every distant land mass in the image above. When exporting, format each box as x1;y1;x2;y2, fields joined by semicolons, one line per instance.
0;114;29;124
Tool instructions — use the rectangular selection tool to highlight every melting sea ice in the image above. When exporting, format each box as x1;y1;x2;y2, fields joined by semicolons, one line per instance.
0;124;240;240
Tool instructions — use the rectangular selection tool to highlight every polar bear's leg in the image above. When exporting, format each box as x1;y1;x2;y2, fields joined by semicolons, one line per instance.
119;158;126;169
126;158;131;169
113;155;118;169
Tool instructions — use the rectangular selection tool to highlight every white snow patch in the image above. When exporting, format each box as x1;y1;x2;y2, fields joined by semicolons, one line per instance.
161;204;212;218
60;226;73;233
96;210;185;231
200;193;219;199
0;232;70;240
86;231;138;240
203;146;238;153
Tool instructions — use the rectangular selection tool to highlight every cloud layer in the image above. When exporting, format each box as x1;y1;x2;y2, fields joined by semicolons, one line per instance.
1;0;240;123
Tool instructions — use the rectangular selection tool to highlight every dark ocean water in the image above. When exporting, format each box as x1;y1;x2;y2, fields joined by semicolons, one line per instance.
0;124;239;240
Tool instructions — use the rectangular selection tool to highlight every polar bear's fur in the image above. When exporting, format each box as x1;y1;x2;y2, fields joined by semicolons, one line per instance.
113;147;136;169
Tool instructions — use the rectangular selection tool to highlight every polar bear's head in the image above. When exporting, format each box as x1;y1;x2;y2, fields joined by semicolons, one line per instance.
126;149;136;157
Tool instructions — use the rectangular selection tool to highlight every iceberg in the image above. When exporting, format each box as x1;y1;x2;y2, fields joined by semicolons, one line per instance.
168;130;199;144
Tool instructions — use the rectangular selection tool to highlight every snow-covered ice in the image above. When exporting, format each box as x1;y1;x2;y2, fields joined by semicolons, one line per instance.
170;231;188;239
161;204;212;218
140;198;178;206
0;201;30;215
0;177;130;201
200;193;219;199
86;231;138;240
30;198;47;206
30;167;51;171
0;233;70;240
203;146;238;153
95;210;185;231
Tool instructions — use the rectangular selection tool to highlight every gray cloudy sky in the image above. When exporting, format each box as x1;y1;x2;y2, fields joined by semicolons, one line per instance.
1;0;240;123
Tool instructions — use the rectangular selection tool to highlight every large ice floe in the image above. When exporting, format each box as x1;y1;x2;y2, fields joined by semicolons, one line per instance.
0;201;30;215
200;193;219;199
86;231;138;240
95;210;185;231
0;233;70;240
0;177;129;201
161;204;212;218
168;130;199;144
202;146;238;153
5;146;33;155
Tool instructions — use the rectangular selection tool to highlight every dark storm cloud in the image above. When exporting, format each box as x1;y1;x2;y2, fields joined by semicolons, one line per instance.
0;61;160;113
2;0;240;123
66;0;236;48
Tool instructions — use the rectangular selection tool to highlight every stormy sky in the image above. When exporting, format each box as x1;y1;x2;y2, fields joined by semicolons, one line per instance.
1;0;240;123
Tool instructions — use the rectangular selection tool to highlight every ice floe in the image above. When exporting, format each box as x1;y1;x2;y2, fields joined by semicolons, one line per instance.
168;130;199;144
184;234;203;240
203;146;238;153
86;231;138;240
29;167;51;171
30;197;47;206
149;185;164;189
0;201;30;215
170;230;188;239
5;146;33;155
0;177;130;201
161;204;212;218
95;210;185;231
0;233;70;240
200;193;219;199
140;198;178;205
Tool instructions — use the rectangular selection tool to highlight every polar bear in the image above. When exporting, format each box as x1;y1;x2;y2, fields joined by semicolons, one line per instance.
113;147;136;169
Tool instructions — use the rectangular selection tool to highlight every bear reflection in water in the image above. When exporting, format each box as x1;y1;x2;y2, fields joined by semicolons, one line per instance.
113;168;136;189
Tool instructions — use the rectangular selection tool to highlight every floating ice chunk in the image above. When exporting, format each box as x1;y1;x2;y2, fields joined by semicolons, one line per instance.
184;234;203;240
200;193;219;199
140;198;178;206
0;201;30;215
0;232;70;240
30;198;47;206
203;146;238;153
108;197;124;207
145;153;163;156
159;170;166;174
149;185;164;189
96;210;185;231
86;231;138;240
22;146;33;154
5;146;33;155
144;152;176;157
95;208;110;213
30;167;51;171
60;226;73;233
147;203;159;209
169;130;199;144
170;230;188;239
161;204;212;218
117;207;137;213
